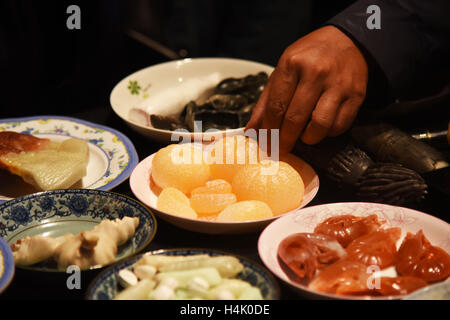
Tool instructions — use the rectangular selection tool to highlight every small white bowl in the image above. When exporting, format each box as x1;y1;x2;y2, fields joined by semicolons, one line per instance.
110;58;275;143
258;202;450;300
129;145;319;235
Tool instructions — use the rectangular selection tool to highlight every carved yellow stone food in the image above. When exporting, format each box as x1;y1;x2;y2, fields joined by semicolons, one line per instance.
206;135;265;182
151;144;210;194
231;160;304;216
157;187;198;219
216;200;273;222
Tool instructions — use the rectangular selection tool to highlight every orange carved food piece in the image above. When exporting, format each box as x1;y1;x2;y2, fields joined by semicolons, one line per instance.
314;214;384;248
308;260;373;295
345;227;402;269
277;233;346;282
190;192;237;216
376;276;428;296
395;230;450;282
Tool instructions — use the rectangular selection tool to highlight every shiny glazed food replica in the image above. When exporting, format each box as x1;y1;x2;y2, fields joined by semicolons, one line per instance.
294;123;448;206
151;136;305;222
0;131;89;190
277;214;450;297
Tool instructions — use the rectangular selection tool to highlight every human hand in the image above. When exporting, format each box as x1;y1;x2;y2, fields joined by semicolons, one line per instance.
246;26;368;154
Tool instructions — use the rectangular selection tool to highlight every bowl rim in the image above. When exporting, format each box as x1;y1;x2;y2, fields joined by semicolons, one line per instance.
0;188;158;273
85;247;281;300
0;237;15;294
257;201;450;300
109;57;275;135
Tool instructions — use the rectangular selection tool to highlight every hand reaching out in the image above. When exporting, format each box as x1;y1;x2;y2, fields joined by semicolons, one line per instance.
246;26;368;154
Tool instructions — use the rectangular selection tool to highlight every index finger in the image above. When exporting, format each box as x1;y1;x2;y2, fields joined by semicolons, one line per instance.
245;74;273;131
260;67;299;132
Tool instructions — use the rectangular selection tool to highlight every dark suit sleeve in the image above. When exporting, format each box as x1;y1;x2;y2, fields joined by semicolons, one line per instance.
327;0;450;101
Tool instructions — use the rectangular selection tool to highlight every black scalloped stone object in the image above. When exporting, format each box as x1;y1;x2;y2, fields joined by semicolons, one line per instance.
356;162;428;205
327;144;374;185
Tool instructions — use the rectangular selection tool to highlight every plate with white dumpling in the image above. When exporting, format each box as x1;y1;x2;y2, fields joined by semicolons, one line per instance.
0;189;157;272
0;115;138;203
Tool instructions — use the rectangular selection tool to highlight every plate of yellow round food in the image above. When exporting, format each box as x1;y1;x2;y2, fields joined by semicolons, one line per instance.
0;116;138;203
130;135;319;234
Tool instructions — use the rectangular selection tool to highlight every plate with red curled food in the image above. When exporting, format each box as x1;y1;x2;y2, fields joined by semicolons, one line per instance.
258;202;450;300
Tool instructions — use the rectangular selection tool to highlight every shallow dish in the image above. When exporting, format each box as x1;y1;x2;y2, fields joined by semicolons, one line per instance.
258;202;450;300
129;145;319;234
110;57;274;143
86;248;280;300
0;189;157;272
0;116;139;203
0;237;15;294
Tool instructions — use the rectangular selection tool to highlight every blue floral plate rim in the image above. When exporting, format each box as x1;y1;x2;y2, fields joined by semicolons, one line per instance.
86;247;281;300
0;237;15;294
0;115;139;204
0;188;157;272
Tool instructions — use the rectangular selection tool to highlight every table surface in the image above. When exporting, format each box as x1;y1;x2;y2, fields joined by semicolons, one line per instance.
1;106;449;300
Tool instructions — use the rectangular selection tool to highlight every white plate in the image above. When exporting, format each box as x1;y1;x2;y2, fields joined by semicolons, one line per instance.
129;144;319;234
110;57;274;143
0;116;138;203
258;202;450;300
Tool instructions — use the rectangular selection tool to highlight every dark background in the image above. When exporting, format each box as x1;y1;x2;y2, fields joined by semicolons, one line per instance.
1;0;448;129
0;0;360;118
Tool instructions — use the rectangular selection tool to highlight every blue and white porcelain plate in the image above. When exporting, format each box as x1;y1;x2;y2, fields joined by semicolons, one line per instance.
86;248;280;300
0;116;139;203
0;237;15;294
0;189;157;272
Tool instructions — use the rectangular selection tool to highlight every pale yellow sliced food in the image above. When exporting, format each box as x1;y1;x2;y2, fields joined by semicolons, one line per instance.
133;254;210;269
157;187;198;219
190;179;232;195
216;200;273;222
114;279;156;300
0;138;89;190
190;193;237;216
